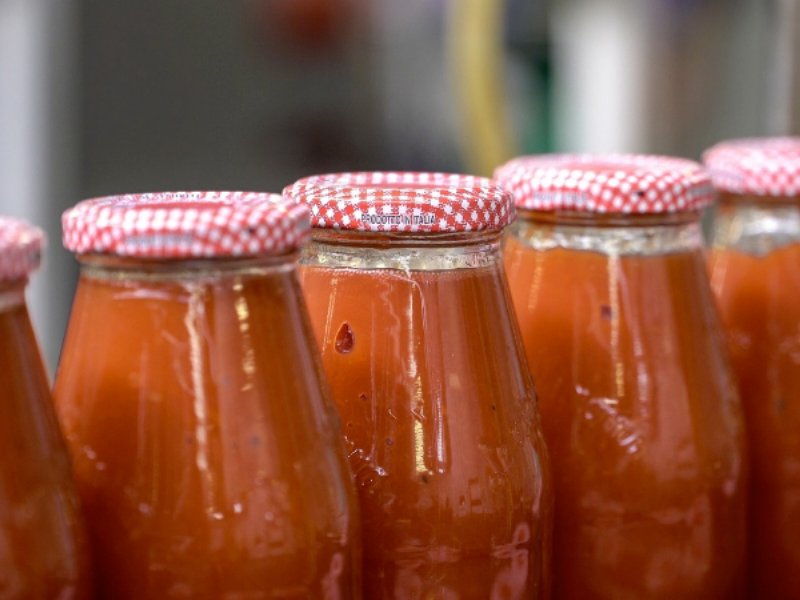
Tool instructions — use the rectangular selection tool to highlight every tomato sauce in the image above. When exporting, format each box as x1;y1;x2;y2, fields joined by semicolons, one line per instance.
299;232;552;599
503;214;747;599
709;195;800;599
54;259;359;598
0;283;92;598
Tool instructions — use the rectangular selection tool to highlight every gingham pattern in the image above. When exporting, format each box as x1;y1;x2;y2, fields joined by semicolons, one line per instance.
493;154;714;214
62;191;310;258
703;137;800;197
0;216;44;282
283;172;515;232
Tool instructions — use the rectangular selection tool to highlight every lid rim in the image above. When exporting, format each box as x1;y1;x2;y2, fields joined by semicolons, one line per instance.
0;216;45;283
61;191;310;258
703;137;800;197
493;153;713;214
284;171;516;234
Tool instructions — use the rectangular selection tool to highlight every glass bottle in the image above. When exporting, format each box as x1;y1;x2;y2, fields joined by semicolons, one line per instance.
54;192;360;599
288;172;552;599
705;137;800;600
0;216;91;597
496;155;747;599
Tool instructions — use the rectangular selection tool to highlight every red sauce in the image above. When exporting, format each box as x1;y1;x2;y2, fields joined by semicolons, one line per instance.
0;283;91;597
505;215;747;599
53;258;360;598
709;196;800;599
300;233;552;599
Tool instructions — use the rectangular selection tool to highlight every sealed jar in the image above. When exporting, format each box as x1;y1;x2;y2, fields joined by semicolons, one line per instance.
0;216;91;598
705;138;800;599
495;155;747;599
287;172;552;599
54;192;360;599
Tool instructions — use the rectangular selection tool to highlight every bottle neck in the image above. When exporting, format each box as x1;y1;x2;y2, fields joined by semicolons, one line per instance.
512;210;704;256
300;229;503;271
711;192;800;256
0;280;27;312
76;253;297;283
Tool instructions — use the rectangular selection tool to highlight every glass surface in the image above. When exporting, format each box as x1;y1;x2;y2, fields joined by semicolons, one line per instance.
53;256;360;599
0;282;91;598
506;212;747;599
709;195;800;600
300;231;552;599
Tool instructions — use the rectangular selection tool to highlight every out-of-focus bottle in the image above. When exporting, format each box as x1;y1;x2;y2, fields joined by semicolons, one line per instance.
0;216;91;598
54;192;360;599
288;172;552;599
496;155;747;599
705;138;800;600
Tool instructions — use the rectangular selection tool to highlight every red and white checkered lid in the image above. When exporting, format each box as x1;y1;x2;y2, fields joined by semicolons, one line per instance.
62;191;310;258
0;216;44;283
703;137;800;197
283;172;515;232
493;154;714;214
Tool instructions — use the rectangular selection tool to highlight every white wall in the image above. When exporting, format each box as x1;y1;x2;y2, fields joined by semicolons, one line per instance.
0;0;79;372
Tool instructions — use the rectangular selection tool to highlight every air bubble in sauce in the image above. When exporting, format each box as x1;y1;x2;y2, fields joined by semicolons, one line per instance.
335;322;355;353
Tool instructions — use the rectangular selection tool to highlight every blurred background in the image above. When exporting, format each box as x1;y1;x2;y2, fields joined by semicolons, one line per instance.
1;0;798;369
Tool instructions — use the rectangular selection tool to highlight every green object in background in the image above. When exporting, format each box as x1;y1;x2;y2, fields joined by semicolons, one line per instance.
522;46;554;155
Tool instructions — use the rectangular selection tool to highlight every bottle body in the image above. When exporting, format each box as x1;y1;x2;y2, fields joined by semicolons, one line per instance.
709;196;800;599
0;283;91;598
299;232;552;599
53;257;360;599
505;214;746;599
